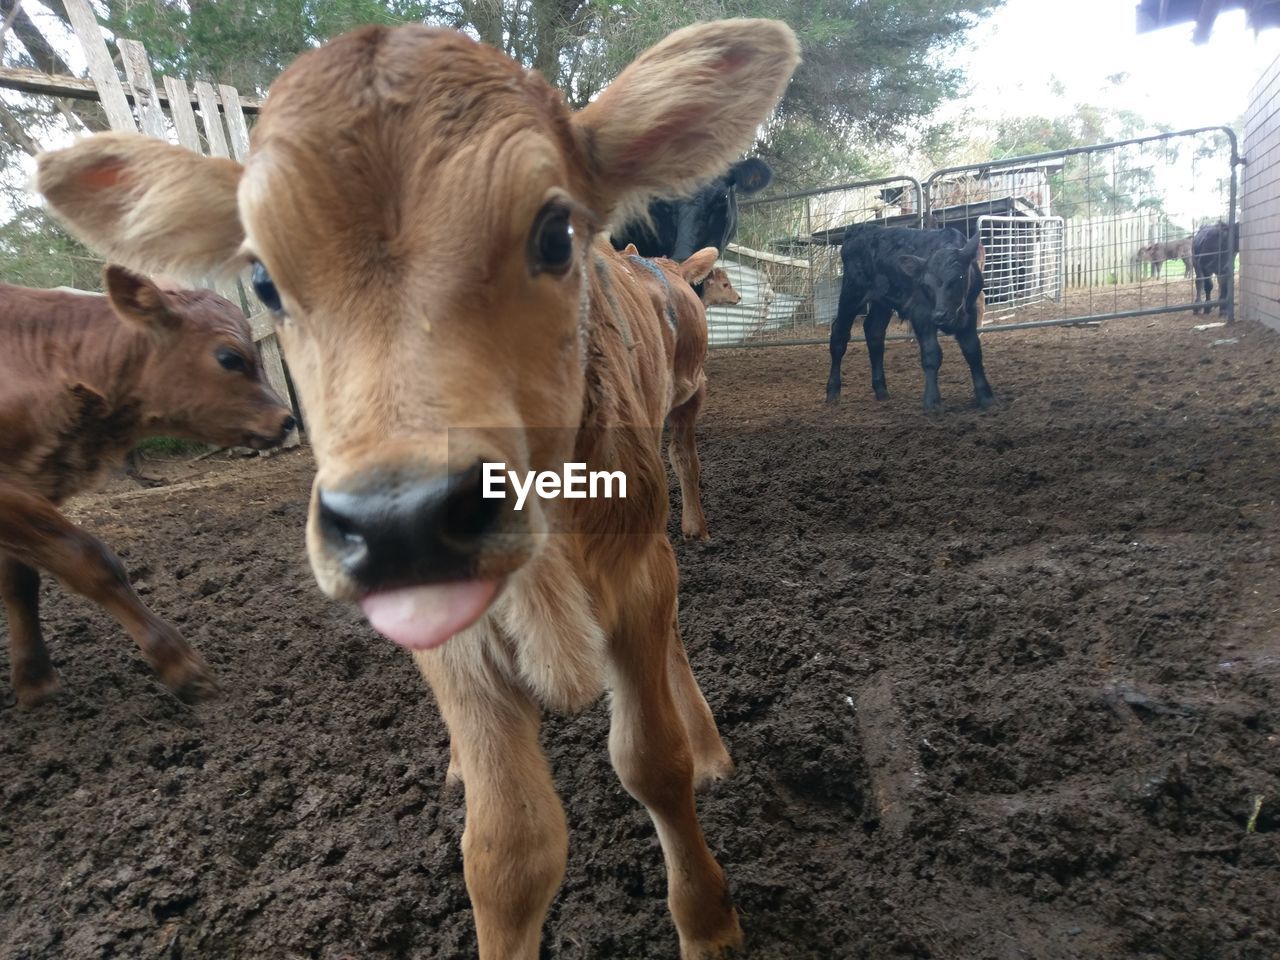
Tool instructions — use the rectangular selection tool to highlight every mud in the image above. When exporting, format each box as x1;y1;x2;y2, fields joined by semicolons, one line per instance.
2;311;1278;959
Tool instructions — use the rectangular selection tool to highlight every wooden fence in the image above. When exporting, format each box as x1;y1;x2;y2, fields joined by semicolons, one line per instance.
1;0;298;445
1063;213;1160;288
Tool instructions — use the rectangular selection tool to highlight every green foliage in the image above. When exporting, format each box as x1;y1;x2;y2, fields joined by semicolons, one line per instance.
0;206;103;289
2;0;1007;285
990;105;1177;219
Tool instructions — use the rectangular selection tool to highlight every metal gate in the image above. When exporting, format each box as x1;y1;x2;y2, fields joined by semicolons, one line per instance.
925;126;1240;332
709;126;1240;348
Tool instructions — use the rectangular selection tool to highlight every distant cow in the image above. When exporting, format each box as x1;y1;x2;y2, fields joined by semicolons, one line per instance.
1192;220;1240;315
826;224;992;411
0;268;295;706
1137;238;1193;278
610;157;772;262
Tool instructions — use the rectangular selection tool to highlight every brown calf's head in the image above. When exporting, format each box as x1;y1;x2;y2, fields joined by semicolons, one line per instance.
700;267;741;306
37;21;799;648
104;265;295;451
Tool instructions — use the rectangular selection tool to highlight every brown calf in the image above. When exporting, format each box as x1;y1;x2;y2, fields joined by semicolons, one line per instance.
37;19;798;959
623;245;720;540
1137;237;1193;278
0;269;295;706
700;265;742;306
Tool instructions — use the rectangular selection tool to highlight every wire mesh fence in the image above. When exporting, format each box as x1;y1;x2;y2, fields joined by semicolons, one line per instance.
709;126;1239;347
925;126;1239;330
709;175;922;346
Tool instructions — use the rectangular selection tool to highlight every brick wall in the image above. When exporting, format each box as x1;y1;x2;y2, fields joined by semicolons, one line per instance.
1242;53;1280;331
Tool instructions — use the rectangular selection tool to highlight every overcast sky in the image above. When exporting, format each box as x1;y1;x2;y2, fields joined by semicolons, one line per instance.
949;0;1279;131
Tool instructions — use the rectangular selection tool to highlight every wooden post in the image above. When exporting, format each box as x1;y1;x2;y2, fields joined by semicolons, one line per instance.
192;80;231;157
216;83;299;444
118;40;167;139
62;0;135;131
162;75;202;150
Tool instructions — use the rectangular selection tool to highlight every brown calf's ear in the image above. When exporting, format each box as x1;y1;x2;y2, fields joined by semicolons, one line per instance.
622;242;639;256
679;247;720;285
37;131;246;281
104;265;179;337
898;254;926;278
574;19;799;224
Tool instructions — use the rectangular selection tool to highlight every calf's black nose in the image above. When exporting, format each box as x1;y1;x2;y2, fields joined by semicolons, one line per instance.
316;465;502;590
281;414;297;435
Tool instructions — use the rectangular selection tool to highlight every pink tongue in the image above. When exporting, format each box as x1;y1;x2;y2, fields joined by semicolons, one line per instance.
360;579;498;650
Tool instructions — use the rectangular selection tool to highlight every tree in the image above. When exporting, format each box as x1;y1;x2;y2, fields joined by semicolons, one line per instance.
1;0;1004;286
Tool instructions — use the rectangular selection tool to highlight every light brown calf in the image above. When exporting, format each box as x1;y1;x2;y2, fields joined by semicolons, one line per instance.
0;269;295;706
701;265;742;306
623;245;720;540
36;19;799;958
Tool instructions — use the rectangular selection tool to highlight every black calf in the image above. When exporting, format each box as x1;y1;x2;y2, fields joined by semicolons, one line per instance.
1192;220;1239;315
826;225;993;412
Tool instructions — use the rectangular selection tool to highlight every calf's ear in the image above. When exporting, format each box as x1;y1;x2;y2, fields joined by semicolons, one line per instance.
573;19;799;225
37;131;245;281
679;247;720;285
898;254;927;278
104;265;180;338
961;231;982;264
729;157;773;194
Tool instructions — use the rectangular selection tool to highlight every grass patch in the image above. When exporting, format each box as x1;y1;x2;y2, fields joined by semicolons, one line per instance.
132;437;208;457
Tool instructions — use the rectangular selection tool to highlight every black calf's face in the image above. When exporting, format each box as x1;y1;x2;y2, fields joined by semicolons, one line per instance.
902;250;970;333
899;233;981;335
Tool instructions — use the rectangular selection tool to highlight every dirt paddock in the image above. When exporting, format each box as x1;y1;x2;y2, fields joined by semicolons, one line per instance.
2;311;1279;959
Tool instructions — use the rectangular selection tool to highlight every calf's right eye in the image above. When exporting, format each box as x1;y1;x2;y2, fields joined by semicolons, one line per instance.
251;261;284;313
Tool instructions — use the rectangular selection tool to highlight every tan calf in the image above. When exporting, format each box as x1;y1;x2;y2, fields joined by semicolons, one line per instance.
623;245;720;540
36;19;799;958
0;268;295;706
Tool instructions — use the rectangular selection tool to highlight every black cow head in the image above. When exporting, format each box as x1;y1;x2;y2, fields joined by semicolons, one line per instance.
614;157;773;261
899;232;983;335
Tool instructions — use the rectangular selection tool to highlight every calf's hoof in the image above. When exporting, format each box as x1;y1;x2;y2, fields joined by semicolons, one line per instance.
682;523;710;541
156;649;220;703
692;750;734;791
14;665;63;709
975;391;995;410
873;388;890;401
680;913;745;960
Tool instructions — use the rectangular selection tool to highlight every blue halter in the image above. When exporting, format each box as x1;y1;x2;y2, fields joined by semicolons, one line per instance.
628;254;679;332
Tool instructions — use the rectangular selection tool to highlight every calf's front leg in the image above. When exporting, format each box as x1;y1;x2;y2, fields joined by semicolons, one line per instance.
415;639;567;960
954;326;995;409
609;539;741;958
912;321;945;412
864;302;893;401
0;557;60;707
0;484;216;702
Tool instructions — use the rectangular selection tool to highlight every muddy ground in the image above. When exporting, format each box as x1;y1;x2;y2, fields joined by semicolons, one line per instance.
1;311;1278;959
